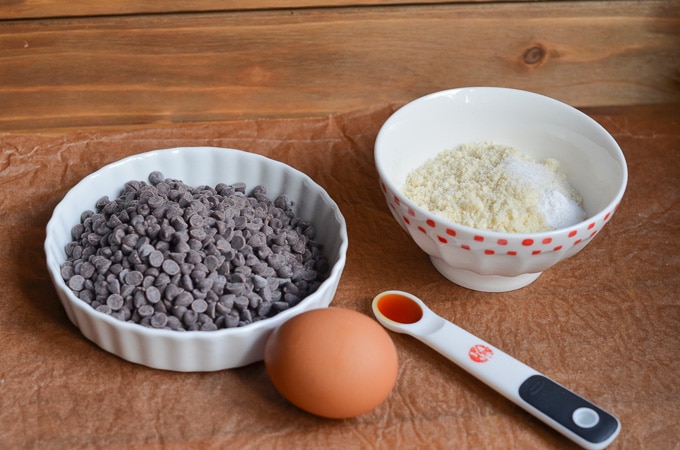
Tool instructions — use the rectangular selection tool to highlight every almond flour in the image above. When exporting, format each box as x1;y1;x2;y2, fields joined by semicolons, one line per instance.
401;142;586;233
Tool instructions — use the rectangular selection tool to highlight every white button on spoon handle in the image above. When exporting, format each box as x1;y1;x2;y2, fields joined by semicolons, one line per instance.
372;291;621;450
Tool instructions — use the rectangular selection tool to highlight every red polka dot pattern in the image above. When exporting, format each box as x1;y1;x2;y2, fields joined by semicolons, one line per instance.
383;182;620;257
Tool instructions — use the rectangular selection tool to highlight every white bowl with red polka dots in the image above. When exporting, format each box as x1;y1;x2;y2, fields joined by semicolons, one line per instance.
375;87;627;292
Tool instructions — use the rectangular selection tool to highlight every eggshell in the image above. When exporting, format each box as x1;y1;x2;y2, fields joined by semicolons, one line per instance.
264;307;399;419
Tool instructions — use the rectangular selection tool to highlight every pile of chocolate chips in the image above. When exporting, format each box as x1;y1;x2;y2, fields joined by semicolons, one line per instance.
60;171;330;331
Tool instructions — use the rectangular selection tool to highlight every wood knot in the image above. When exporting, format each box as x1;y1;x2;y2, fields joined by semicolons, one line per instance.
522;46;545;65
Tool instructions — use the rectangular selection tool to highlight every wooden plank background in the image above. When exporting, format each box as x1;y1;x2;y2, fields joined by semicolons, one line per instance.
1;0;678;131
1;0;548;20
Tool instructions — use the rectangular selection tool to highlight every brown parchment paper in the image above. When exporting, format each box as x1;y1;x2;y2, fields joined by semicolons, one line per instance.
0;104;678;449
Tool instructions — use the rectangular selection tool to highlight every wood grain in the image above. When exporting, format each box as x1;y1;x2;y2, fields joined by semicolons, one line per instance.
1;0;538;20
1;1;678;131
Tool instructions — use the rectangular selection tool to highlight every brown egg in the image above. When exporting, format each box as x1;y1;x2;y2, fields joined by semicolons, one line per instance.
264;307;399;419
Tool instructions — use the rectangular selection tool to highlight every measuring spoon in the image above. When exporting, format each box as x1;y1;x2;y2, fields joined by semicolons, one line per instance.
372;290;620;450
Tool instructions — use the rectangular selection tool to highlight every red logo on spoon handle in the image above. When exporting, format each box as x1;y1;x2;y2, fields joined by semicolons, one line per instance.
469;344;494;363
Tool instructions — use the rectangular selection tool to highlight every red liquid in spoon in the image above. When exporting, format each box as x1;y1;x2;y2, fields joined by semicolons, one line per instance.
376;293;423;324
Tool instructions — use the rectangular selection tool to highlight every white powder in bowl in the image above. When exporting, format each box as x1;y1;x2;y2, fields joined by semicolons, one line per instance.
401;142;586;233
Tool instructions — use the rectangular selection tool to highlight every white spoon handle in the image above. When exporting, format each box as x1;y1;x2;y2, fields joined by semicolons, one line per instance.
416;320;619;450
417;318;539;397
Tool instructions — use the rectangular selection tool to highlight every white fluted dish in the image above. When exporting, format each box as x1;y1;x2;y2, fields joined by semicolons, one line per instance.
45;147;348;371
